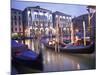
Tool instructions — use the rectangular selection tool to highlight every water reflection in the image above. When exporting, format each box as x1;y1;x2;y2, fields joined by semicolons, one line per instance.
18;39;40;53
77;64;80;70
43;49;91;72
25;39;34;50
17;39;95;72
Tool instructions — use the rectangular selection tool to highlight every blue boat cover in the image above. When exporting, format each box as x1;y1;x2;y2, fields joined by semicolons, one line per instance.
15;50;38;61
11;40;24;48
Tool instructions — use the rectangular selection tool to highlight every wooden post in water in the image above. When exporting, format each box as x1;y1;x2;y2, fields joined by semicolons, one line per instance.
83;21;86;46
58;16;60;52
55;16;58;52
37;13;41;54
70;22;74;44
55;16;60;52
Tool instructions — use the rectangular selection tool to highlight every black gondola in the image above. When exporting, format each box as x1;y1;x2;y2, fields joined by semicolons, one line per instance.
43;40;95;54
11;40;43;74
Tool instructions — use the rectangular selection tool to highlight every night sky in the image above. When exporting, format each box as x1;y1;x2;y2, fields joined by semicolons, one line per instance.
11;0;89;17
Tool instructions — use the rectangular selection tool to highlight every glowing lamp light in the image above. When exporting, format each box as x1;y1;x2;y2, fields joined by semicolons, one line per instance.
34;28;38;31
52;40;55;45
49;14;52;17
63;28;66;31
75;29;79;32
49;41;52;45
55;38;58;43
52;29;56;35
15;40;18;43
40;27;43;30
53;38;56;41
75;36;79;42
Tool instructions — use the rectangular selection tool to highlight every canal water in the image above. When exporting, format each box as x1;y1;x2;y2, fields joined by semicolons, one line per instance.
19;38;95;72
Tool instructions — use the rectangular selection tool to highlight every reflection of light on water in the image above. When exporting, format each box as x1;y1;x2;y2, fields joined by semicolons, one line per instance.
72;60;80;70
77;63;80;70
32;44;34;51
47;55;50;63
25;40;35;51
25;40;30;47
16;39;93;72
46;51;51;63
43;43;95;71
43;51;51;65
72;60;75;69
43;49;93;72
41;43;44;49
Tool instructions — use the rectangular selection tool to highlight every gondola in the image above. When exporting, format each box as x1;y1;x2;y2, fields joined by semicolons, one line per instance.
11;40;43;72
43;40;95;54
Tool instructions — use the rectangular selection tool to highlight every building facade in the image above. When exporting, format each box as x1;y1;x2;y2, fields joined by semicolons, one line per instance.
23;6;53;37
72;13;96;38
11;7;72;38
11;8;23;36
52;11;72;36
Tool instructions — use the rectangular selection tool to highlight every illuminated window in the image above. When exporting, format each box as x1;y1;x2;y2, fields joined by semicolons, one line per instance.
45;13;48;17
41;24;43;27
60;16;62;18
48;14;52;20
56;15;58;18
69;17;72;20
35;22;37;26
34;12;38;15
27;10;31;15
49;14;52;17
63;16;65;19
66;17;68;19
39;12;43;15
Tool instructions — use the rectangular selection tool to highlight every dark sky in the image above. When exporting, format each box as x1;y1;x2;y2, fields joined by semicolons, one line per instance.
11;0;88;17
